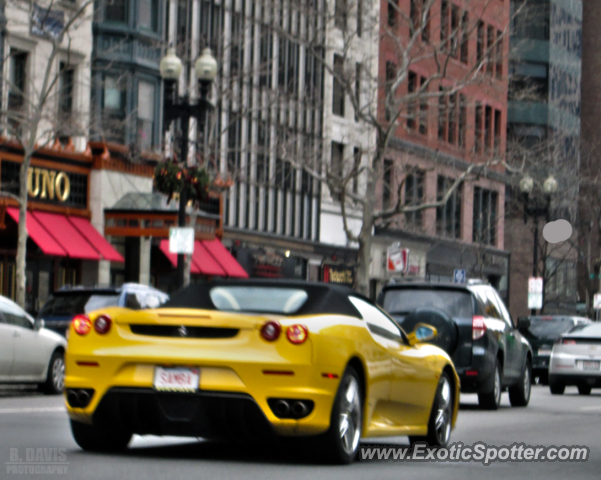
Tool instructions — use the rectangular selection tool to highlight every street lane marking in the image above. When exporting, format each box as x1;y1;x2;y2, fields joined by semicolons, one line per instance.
580;406;601;411
0;407;66;414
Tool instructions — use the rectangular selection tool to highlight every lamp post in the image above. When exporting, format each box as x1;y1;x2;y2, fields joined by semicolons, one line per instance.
160;47;218;289
519;175;558;315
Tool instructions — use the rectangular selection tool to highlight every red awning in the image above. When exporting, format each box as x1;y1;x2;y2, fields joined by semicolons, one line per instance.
202;239;249;278
68;216;124;262
32;212;102;260
191;241;227;276
6;208;67;256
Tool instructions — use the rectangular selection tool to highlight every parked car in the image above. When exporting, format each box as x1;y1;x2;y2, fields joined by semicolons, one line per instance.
377;279;533;410
37;283;169;336
549;322;601;395
518;315;592;385
64;279;459;464
0;295;67;394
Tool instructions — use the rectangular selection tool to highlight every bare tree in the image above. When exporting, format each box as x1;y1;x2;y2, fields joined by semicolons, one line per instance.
0;0;94;307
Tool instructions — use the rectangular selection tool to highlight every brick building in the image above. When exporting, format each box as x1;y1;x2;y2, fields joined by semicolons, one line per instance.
369;0;511;301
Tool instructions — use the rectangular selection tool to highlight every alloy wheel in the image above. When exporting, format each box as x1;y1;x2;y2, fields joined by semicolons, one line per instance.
338;377;362;456
52;357;65;392
434;377;452;445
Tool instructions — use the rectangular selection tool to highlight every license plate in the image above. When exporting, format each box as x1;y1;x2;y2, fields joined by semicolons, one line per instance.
582;361;600;371
153;367;200;392
538;349;552;356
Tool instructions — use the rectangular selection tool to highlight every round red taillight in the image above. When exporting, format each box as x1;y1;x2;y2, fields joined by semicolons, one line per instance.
72;314;92;335
261;321;281;341
286;324;308;344
94;315;112;334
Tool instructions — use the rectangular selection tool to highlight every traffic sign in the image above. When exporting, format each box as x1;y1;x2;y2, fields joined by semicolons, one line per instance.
387;243;409;273
528;277;544;309
594;293;601;310
453;269;466;284
169;227;194;254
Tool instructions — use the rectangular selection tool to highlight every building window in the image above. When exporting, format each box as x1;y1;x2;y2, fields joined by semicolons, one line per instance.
355;62;361;121
494;109;502;154
407;72;418;130
473;187;498;245
8;50;28;110
496;31;503;79
58;62;75;121
387;0;397;28
405;170;424;227
475;102;483;153
419;76;428;134
357;0;362;37
440;1;449;51
436;176;462;239
448;93;457;144
353;147;361;194
487;26;495;75
105;0;128;23
438;86;447;141
410;0;419;34
477;21;485;66
460;12;469;63
138;0;158;32
333;54;345;117
102;75;127;144
137;81;155;151
383;159;393;209
331;142;344;201
458;94;467;147
385;61;396;122
335;0;347;30
485;105;493;152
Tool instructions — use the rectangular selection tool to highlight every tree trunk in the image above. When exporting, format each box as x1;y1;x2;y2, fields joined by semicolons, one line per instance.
15;154;31;308
355;168;377;297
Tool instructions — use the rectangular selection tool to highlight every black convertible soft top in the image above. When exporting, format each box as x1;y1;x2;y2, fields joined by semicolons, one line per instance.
160;279;368;318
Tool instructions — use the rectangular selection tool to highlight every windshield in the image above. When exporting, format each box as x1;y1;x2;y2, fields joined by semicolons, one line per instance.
527;317;576;340
209;287;308;314
382;289;473;318
38;293;121;317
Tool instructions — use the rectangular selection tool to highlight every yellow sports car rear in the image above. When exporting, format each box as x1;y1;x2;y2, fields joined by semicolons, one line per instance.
65;280;459;464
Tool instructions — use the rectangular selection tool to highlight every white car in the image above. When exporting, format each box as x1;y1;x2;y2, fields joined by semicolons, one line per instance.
0;295;67;394
549;322;601;395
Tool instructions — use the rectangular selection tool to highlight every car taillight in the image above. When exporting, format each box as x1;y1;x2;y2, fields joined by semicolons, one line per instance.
472;315;486;340
94;314;112;334
261;321;281;341
72;314;92;335
287;324;308;344
562;339;576;345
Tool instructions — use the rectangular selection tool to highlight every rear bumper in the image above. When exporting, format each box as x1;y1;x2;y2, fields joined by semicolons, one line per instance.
549;374;601;387
88;387;275;440
456;347;496;394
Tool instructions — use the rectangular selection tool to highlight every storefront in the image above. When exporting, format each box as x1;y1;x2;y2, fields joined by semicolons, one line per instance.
0;140;124;314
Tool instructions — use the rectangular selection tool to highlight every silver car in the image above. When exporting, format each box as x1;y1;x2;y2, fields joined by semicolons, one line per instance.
0;295;67;394
549;322;601;395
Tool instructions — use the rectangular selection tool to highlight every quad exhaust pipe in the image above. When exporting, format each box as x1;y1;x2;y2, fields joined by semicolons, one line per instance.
66;389;94;408
268;398;314;419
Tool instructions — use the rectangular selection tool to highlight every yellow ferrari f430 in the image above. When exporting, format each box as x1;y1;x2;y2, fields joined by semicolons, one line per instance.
65;280;459;464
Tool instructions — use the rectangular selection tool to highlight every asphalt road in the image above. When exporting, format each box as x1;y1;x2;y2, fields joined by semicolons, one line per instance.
0;384;599;480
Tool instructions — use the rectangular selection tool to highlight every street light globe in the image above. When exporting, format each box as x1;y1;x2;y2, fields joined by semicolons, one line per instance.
543;176;558;194
519;175;534;194
195;48;218;82
159;48;183;80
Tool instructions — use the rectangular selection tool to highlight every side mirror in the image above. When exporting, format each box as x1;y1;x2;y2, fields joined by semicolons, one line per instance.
34;319;45;331
407;323;438;346
517;317;530;331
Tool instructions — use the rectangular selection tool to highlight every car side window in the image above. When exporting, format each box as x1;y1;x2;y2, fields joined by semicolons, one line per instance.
483;290;503;320
488;291;514;328
348;296;404;343
0;299;33;330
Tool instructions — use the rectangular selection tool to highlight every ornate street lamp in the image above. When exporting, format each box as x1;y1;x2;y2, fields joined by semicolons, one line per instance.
519;174;558;315
160;47;218;289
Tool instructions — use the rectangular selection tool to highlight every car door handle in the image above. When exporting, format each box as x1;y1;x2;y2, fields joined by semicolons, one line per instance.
13;331;20;338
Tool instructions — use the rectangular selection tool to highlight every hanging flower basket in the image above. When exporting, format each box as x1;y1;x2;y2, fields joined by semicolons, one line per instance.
154;158;210;206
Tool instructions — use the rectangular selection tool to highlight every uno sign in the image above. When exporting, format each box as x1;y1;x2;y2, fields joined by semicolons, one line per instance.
27;167;71;202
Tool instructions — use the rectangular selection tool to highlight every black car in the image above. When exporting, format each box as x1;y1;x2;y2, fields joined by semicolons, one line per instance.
377;279;533;410
518;315;592;385
37;283;169;336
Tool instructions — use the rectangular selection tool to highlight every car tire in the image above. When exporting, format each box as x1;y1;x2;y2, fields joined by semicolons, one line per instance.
508;358;531;407
578;385;592;395
478;360;502;410
409;372;454;447
70;419;132;452
319;366;363;465
549;376;565;395
38;350;65;395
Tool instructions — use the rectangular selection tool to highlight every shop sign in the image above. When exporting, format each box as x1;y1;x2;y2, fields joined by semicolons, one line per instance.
322;263;355;286
252;251;285;278
27;167;71;202
387;242;409;273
